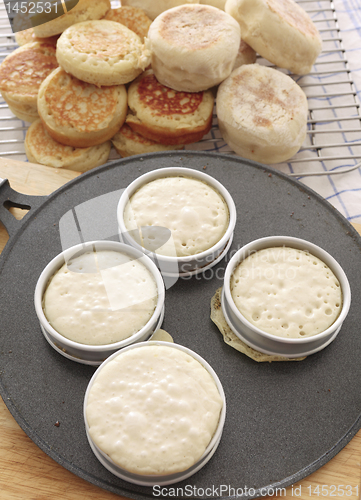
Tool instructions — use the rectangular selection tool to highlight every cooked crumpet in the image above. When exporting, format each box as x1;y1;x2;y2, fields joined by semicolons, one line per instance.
200;0;226;9
6;102;39;123
33;0;111;38
56;20;150;86
25;119;111;171
15;28;59;46
232;39;257;70
103;6;152;41
112;123;184;157
0;42;58;122
38;67;127;148
146;4;240;92
120;0;200;21
216;64;308;164
226;0;322;75
12;4;59;44
126;70;214;145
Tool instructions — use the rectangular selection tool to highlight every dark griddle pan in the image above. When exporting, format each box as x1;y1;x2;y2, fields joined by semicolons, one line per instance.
0;151;360;499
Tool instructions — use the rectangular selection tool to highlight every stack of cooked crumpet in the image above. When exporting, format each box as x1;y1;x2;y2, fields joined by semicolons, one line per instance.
0;0;322;169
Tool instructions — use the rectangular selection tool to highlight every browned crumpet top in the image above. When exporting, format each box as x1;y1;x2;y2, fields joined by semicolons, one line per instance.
136;73;204;115
27;119;93;160
43;70;119;133
0;43;58;97
267;0;319;37
25;118;111;171
158;5;222;50
65;21;139;58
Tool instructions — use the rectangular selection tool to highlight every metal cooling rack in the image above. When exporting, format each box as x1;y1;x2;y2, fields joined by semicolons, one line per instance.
1;0;361;176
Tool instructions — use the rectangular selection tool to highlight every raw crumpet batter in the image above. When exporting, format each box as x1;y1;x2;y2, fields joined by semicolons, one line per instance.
43;250;158;345
124;176;229;257
230;247;342;338
86;344;223;475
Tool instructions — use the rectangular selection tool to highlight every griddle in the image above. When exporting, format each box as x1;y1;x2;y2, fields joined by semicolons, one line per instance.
0;151;360;500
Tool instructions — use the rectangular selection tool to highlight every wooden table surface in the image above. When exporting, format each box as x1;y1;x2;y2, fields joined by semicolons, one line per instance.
0;158;360;500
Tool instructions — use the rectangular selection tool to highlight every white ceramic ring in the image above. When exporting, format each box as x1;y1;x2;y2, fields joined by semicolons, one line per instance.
83;340;226;485
34;240;165;365
117;167;237;277
222;236;351;358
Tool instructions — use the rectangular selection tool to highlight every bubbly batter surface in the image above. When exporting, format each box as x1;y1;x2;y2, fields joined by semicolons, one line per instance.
124;176;229;257
43;250;158;345
231;247;342;338
86;345;223;475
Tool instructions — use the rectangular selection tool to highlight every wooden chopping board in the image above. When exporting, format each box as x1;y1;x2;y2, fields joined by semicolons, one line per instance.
0;158;360;500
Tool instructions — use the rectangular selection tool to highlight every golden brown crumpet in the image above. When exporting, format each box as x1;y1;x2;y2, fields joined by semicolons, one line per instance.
103;6;152;41
33;0;111;38
225;0;322;75
126;70;214;145
112;123;184;157
0;42;58;122
120;0;200;21
216;64;308;164
38;67;127;148
25;119;111;172
56;20;151;86
146;4;241;92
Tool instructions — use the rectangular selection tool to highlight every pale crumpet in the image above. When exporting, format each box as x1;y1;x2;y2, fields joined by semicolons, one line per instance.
126;70;214;145
56;20;151;86
225;0;322;75
120;0;200;20
216;64;308;164
232;39;257;70
146;4;241;92
112;123;184;157
25;119;111;171
200;0;226;9
0;42;58;122
103;6;152;41
38;67;127;148
33;0;111;38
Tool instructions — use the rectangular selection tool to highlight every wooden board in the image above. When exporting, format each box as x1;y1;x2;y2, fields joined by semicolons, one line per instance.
0;158;360;500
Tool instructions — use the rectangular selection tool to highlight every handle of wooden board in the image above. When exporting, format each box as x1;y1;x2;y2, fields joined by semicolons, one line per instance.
0;158;81;239
0;178;46;238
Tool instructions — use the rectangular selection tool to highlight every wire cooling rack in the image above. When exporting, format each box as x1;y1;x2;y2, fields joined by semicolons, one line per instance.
1;0;361;178
192;0;361;179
